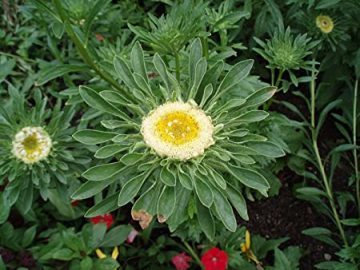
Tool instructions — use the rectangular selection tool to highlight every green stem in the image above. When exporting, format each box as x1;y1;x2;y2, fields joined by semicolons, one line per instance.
175;52;180;81
275;69;284;88
310;68;348;247
219;30;227;47
353;79;360;217
52;0;133;101
182;240;203;269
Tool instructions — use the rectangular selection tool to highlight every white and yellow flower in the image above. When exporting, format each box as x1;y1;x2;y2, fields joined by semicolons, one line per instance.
12;126;52;164
141;101;214;160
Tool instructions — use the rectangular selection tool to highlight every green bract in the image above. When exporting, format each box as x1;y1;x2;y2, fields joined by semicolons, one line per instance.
73;39;284;239
0;88;89;222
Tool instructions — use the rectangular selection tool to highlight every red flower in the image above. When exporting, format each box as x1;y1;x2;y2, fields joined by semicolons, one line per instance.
90;214;113;229
171;252;192;270
201;247;228;270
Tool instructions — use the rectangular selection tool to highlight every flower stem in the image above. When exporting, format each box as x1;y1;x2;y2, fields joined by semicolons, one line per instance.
275;69;284;88
309;67;348;247
182;240;203;269
353;79;360;217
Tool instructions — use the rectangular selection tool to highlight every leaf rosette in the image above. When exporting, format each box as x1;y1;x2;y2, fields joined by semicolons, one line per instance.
73;39;285;239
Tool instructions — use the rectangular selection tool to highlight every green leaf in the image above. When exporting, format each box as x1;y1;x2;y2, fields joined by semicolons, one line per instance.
80;257;93;270
101;225;132;247
216;59;254;94
233;110;269;123
131;41;148;82
160;166;176;186
226;185;249;220
157;186;176;222
177;170;193;190
208;168;226;189
114;57;138;89
82;162;125;181
227;164;269;196
246;141;285;158
316;99;342;136
196;198;215;240
296;187;327;198
73;129;117;145
52;248;74;261
21;225;37;247
120;153;144;166
153;53;171;95
188;57;207;99
85;193;118;217
316;0;341;9
243;86;277;108
79;86;131;121
95;144;124;159
194;175;214;207
72;179;114;200
118;171;149;206
302;227;339;248
341;218;360;226
212;188;237;232
37;64;88;85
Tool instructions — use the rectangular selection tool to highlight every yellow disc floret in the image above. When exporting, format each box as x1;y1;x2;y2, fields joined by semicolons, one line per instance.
12;127;52;164
141;101;214;160
316;15;334;34
155;111;199;145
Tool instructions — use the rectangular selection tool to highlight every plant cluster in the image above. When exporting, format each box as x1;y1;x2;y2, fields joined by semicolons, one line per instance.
0;0;360;269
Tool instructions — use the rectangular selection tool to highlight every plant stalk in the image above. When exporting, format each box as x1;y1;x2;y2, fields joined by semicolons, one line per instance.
310;69;348;247
353;79;359;216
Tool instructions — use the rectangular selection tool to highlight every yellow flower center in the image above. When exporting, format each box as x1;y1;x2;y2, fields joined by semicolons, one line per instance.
141;101;214;160
155;111;199;145
316;15;334;34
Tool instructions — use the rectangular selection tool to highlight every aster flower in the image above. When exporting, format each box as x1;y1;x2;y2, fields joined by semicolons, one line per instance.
73;39;284;238
0;88;89;219
171;252;192;270
201;247;228;270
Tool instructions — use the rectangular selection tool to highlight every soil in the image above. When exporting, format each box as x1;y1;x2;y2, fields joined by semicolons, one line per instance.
240;169;336;270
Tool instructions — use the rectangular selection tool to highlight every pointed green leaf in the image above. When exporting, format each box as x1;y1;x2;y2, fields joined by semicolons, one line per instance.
73;129;117;145
85;193;118;217
157;186;176;222
82;162;125;181
118;171;149;206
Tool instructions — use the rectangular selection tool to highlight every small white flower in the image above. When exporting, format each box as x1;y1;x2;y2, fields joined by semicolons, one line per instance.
12;127;52;164
141;101;214;160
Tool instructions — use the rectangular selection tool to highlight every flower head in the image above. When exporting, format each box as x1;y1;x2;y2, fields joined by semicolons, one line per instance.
201;247;228;270
90;213;114;229
141;101;214;160
171;252;192;270
12;127;52;164
316;15;334;34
